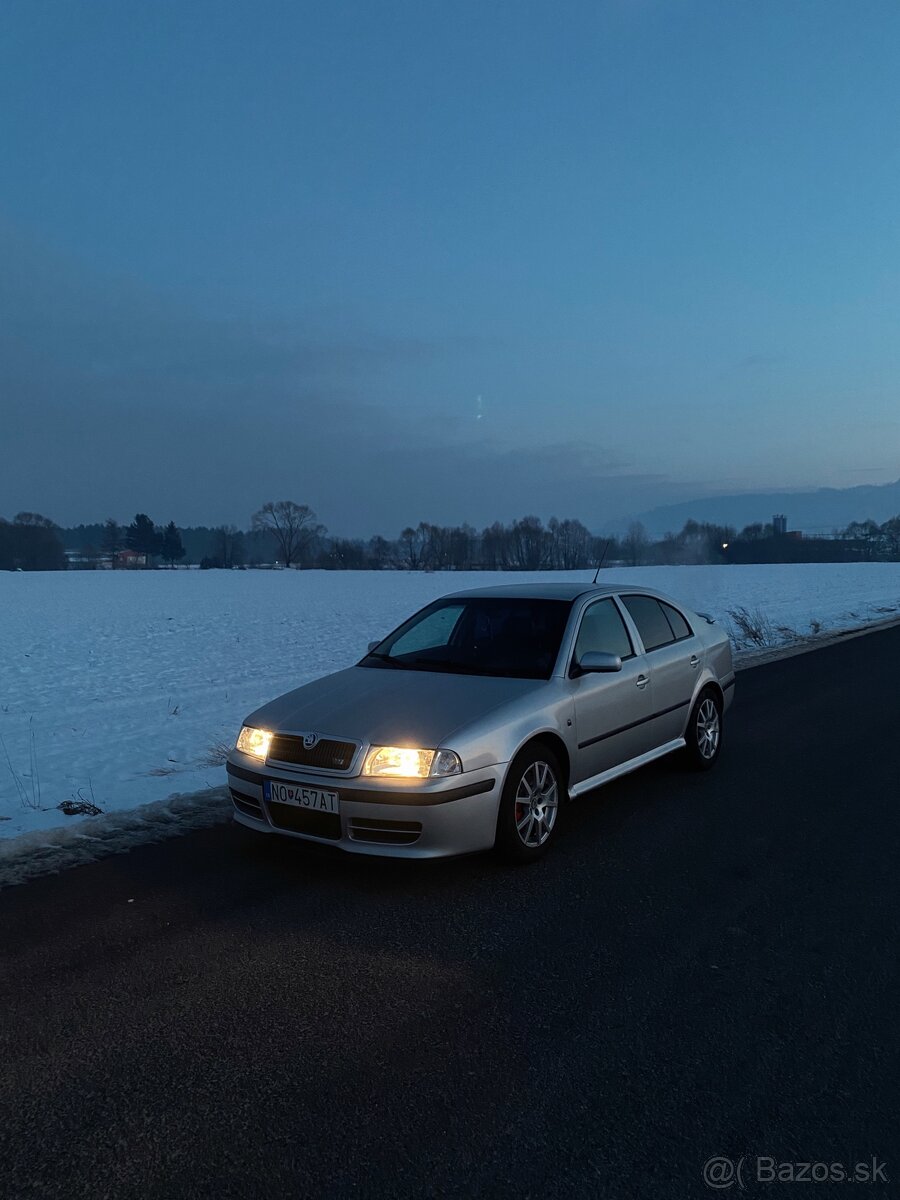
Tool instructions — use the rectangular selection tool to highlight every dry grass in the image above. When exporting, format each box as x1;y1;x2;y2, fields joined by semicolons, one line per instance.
1;724;42;810
200;740;232;768
727;605;777;650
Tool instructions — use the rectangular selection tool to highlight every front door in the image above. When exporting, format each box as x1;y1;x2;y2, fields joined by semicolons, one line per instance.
568;597;656;784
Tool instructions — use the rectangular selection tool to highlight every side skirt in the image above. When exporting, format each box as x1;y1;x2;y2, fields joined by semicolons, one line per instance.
568;738;686;800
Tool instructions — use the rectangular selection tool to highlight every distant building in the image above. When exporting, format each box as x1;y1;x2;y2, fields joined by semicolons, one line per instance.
65;549;99;568
773;514;788;536
115;548;147;568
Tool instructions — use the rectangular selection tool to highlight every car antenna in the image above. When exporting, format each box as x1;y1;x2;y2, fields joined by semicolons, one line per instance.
592;540;610;584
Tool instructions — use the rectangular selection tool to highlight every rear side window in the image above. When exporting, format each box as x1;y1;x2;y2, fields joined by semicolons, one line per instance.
660;602;692;640
620;595;675;652
573;598;633;664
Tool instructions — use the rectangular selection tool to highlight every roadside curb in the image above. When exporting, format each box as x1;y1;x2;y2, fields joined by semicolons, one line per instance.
735;611;900;671
0;786;230;890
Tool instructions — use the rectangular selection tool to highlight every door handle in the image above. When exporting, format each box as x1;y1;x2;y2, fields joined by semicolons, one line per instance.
690;655;700;669
635;675;648;689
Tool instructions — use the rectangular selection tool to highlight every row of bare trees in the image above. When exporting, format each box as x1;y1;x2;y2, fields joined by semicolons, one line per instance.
250;503;613;570
399;516;603;571
840;517;900;559
49;501;900;573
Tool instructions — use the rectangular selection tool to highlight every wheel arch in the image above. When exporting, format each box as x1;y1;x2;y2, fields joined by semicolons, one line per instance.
698;676;725;707
505;731;571;794
683;675;724;734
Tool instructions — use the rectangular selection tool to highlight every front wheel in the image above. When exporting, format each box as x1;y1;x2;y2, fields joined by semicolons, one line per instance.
494;745;563;864
682;688;723;771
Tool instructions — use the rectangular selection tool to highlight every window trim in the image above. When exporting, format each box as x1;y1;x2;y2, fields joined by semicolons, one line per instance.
658;599;695;643
617;593;695;654
568;596;636;677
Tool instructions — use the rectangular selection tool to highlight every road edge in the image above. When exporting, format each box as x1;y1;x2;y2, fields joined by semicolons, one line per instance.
735;611;900;671
0;786;231;890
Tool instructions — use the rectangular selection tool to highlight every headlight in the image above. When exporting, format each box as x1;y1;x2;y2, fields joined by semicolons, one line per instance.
362;746;462;779
235;726;272;760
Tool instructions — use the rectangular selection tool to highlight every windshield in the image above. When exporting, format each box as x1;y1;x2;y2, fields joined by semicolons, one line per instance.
361;597;572;679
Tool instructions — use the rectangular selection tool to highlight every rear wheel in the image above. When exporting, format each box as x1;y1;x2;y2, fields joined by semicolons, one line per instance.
494;745;563;863
682;688;723;771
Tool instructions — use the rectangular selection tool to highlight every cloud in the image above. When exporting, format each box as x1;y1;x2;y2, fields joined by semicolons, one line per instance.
0;230;706;534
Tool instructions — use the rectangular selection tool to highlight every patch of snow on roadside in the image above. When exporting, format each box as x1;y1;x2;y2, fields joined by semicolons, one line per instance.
0;786;230;888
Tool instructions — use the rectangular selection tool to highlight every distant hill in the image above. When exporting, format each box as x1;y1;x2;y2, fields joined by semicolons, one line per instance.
622;477;900;538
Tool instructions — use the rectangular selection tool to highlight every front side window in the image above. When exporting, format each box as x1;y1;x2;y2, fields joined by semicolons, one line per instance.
362;597;572;679
620;595;676;652
573;598;633;666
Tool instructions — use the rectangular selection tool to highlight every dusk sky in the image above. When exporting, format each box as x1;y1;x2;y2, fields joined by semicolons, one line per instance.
3;0;900;535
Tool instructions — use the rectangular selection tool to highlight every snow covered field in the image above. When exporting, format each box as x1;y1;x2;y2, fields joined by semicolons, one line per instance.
2;563;900;844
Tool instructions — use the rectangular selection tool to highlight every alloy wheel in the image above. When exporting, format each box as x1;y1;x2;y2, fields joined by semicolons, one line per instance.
514;760;558;848
696;697;720;759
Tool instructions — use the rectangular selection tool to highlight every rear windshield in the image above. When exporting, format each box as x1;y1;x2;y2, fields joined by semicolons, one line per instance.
361;597;572;679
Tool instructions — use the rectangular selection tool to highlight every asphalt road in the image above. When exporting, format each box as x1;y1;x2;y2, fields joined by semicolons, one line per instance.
2;628;899;1199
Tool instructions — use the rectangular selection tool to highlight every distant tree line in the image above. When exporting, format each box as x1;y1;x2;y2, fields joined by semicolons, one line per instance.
0;513;68;571
14;501;900;572
721;516;900;565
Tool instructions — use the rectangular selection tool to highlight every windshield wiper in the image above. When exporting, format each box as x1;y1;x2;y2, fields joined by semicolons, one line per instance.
411;657;481;673
363;651;404;669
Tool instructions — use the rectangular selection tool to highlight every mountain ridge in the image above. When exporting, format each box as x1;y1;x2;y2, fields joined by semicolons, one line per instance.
618;477;900;537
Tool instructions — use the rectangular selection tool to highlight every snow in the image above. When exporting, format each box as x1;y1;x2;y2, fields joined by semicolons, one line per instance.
2;564;900;847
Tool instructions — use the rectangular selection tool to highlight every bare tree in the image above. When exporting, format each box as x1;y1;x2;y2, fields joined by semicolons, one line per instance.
14;511;57;528
881;516;900;559
622;520;649;567
548;517;592;570
368;535;392;569
843;518;880;560
216;525;245;568
252;501;324;567
510;516;551;570
5;514;66;570
480;521;511;570
399;525;427;570
449;523;476;570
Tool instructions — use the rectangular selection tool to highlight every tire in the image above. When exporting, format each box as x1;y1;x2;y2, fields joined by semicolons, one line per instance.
494;744;563;864
682;687;723;771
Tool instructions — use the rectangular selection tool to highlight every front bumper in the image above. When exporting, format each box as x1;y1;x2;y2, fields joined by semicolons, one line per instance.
225;755;505;858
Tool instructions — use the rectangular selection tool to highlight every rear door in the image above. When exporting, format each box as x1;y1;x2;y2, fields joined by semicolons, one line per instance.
619;595;700;745
569;597;655;784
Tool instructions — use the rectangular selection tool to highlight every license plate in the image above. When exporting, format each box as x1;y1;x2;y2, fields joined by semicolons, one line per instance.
264;780;340;814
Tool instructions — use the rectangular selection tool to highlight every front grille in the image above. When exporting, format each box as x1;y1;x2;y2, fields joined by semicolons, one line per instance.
231;789;264;820
267;734;357;772
266;801;342;840
348;817;423;847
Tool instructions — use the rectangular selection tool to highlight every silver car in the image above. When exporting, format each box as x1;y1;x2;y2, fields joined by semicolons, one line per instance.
227;582;735;862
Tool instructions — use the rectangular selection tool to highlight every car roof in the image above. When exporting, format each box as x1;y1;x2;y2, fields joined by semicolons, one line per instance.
440;580;678;603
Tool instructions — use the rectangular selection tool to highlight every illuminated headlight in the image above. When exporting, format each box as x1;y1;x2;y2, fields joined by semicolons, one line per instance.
235;726;272;760
362;746;462;779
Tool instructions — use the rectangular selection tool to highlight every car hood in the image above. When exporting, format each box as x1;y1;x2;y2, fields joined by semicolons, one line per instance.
245;665;544;748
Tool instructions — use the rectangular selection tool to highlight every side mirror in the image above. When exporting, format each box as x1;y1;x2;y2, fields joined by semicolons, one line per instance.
577;651;623;674
367;640;380;653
